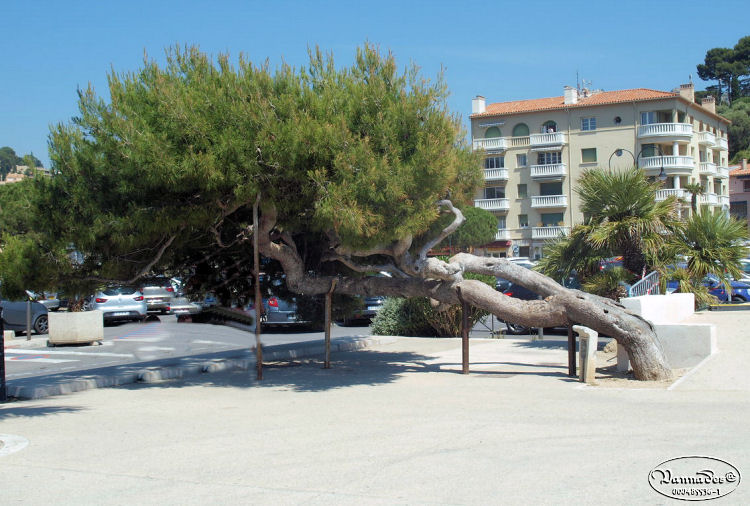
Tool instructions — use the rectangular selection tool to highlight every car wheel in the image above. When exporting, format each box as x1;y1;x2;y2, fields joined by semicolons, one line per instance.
34;314;49;335
731;295;746;303
505;321;531;335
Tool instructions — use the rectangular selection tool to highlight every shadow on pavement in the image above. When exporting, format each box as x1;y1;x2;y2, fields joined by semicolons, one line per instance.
0;404;85;420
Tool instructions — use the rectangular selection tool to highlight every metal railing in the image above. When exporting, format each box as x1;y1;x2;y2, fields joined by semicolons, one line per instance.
627;271;660;297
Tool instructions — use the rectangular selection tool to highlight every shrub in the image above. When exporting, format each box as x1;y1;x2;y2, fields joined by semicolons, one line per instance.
371;294;490;337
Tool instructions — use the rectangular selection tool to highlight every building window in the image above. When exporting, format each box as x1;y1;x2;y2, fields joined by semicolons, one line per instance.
497;216;506;229
540;182;563;196
517;184;528;198
537;152;562;165
484;156;504;169
485;126;502;138
484;186;505;199
519;214;529;228
581;148;597;163
542;121;557;133
641;111;657;125
541;213;564;226
512;123;529;137
730;201;747;221
743;180;750;192
581;117;596;131
516;154;527;167
641;144;656;158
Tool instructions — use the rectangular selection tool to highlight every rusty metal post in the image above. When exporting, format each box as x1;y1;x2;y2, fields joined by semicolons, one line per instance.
567;320;576;377
324;279;338;369
26;300;31;341
253;194;263;381
457;288;469;374
1;304;7;402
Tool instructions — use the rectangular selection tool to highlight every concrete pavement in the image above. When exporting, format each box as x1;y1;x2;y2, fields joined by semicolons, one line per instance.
1;311;749;504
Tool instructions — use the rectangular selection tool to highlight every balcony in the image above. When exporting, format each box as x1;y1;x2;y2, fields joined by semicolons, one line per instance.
529;132;566;149
719;195;730;207
718;137;729;151
699;193;718;206
530;163;566;180
637;122;693;140
530;195;568;208
473;137;508;152
474;198;510;212
532;226;570;239
484;168;508;182
696;131;716;146
655;188;687;201
716;166;730;179
640;155;694;174
494;229;511;241
699;161;717;176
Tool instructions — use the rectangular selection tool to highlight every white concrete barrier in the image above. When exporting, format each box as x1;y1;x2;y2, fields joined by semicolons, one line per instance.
48;311;104;345
619;293;694;324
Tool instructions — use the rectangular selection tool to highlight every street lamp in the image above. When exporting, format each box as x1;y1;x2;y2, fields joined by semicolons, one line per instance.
609;147;667;181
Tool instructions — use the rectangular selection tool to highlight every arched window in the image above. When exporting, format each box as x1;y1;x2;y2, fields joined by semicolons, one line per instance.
542;121;557;133
512;123;529;137
485;126;501;138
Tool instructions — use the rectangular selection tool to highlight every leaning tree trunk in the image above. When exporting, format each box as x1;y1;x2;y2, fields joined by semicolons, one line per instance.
256;205;672;381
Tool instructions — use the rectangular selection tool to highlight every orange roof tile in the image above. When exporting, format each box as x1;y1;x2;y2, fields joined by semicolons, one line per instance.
729;164;750;177
472;88;680;118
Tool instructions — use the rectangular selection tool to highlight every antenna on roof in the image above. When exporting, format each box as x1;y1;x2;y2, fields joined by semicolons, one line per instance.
576;70;580;94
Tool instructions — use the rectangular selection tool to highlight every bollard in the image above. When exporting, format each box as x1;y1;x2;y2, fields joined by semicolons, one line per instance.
573;325;598;384
616;343;630;372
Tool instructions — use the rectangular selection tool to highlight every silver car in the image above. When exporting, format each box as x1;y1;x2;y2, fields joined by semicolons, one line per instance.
89;285;147;323
140;277;175;313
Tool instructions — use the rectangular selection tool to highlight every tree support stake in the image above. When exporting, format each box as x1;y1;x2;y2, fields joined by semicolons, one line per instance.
456;287;469;374
324;279;338;369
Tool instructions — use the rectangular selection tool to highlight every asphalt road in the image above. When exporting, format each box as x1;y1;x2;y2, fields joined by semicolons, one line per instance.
3;316;372;380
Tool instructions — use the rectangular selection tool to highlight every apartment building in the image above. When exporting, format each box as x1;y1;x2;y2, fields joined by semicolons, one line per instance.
469;83;731;259
729;159;750;232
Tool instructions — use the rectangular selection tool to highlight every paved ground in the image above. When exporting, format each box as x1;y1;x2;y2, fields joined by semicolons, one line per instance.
1;311;748;504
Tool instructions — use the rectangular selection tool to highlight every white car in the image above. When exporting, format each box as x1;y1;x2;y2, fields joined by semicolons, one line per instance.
89;285;147;323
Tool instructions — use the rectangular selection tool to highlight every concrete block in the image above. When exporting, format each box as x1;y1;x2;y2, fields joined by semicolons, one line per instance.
574;325;598;384
616;344;630;372
48;311;104;345
654;323;717;368
3;330;14;341
619;293;695;325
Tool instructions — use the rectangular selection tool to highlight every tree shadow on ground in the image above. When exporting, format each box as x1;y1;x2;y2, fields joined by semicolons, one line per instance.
0;404;84;420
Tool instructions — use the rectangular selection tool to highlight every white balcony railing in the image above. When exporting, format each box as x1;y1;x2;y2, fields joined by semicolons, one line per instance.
719;195;730;207
531;226;570;239
716;166;730;179
640;155;694;171
483;168;509;181
718;137;729;151
699;193;718;206
530;163;566;179
699;162;717;176
530;195;568;208
473;137;508;151
474;198;510;211
494;229;511;241
696;131;716;146
637;123;693;139
529;132;567;148
655;188;687;201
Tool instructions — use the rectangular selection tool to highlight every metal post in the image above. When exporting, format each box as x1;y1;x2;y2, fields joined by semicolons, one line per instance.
567;321;576;377
324;279;337;369
1;304;7;402
253;194;263;381
457;288;469;374
26;300;31;341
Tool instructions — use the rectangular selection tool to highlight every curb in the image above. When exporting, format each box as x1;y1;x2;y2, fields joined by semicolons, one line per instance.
4;336;395;401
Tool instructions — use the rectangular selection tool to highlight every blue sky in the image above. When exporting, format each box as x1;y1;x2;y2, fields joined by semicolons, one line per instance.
2;0;748;167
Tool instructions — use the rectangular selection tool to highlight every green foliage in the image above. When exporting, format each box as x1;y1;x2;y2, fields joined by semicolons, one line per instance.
581;267;635;300
370;297;436;336
717;98;750;162
663;267;717;310
0;147;42;180
697;36;750;103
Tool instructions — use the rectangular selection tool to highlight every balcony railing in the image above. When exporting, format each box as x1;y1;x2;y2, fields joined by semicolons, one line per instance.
509;136;530;147
640;155;694;171
530;163;566;179
696;131;716;146
699;193;718;206
529;132;566;148
494;229;510;241
699;161;717;176
473;137;508;151
531;226;570;239
719;195;730;207
655;188;687;201
637;123;693;139
483;168;508;181
718;137;729;151
474;198;510;211
716;166;730;179
530;195;568;208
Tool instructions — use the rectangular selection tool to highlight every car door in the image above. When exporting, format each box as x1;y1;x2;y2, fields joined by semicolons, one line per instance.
1;300;26;328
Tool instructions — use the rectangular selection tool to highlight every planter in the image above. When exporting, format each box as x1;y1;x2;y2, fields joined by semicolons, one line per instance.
48;310;104;346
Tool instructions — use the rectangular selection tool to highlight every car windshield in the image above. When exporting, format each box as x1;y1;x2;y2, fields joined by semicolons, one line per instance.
142;278;171;287
102;286;139;296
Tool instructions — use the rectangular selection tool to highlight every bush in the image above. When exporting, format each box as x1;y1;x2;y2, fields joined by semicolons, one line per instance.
371;296;489;337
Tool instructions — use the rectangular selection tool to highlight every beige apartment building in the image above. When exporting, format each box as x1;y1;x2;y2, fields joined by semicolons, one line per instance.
469;83;731;259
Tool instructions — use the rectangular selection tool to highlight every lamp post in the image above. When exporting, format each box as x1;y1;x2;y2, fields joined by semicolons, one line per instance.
609;147;667;181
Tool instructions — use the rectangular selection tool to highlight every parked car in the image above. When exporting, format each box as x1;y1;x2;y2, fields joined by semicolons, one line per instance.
339;296;385;325
26;290;60;312
496;258;535;292
497;282;541;335
168;297;203;317
140;277;175;313
0;299;49;334
89;285;148;323
666;274;750;302
260;295;310;327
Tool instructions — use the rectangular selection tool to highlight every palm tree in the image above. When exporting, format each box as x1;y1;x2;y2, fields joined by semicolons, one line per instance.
576;167;679;276
682;182;704;214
